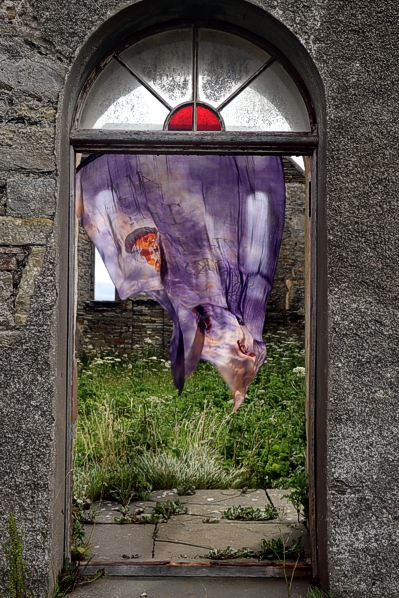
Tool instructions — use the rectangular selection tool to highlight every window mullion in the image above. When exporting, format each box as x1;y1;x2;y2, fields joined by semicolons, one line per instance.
216;55;277;112
192;24;198;131
113;55;172;111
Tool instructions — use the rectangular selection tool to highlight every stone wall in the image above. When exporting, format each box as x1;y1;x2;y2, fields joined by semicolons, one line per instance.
1;1;399;596
266;158;306;338
76;158;305;356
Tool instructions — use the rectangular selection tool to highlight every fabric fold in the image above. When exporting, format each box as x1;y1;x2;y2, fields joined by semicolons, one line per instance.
76;154;285;409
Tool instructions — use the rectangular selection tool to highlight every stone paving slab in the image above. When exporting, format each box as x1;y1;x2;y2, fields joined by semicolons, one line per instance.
266;490;301;522
90;502;123;524
154;517;309;561
147;489;267;507
70;576;310;597
84;523;155;562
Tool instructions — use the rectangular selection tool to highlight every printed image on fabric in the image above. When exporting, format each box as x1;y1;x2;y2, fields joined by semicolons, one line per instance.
76;154;285;410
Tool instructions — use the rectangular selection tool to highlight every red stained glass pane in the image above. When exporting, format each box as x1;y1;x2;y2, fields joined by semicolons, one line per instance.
168;104;222;131
197;105;221;131
168;105;193;130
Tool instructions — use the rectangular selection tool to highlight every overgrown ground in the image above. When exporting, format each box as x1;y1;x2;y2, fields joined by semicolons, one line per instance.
74;331;306;505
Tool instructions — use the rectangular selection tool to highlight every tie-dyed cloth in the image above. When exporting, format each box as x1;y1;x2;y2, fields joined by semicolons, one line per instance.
76;154;285;410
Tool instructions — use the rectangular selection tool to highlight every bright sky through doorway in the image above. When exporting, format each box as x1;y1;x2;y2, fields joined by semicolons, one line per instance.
94;248;115;300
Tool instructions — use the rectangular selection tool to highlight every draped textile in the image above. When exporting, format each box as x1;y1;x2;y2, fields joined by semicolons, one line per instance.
76;154;285;410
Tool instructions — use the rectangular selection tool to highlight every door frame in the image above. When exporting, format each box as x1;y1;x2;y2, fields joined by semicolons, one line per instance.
67;134;320;570
57;5;327;589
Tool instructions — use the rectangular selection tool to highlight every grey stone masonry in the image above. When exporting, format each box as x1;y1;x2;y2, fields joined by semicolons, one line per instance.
1;1;399;597
7;177;56;217
0;216;53;245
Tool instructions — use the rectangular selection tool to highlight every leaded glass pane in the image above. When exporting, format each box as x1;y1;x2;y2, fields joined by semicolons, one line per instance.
198;29;270;108
168;105;193;130
78;59;169;130
120;29;193;107
221;61;310;131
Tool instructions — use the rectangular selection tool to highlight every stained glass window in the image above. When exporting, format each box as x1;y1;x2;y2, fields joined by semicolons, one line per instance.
77;26;311;132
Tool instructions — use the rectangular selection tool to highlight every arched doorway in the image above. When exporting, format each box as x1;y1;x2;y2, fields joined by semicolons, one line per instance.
59;1;326;588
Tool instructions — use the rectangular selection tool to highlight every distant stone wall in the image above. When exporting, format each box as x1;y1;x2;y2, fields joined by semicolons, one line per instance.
266;160;305;339
76;158;305;355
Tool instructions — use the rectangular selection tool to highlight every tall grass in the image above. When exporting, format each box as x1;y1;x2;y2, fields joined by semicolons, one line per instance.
74;332;306;502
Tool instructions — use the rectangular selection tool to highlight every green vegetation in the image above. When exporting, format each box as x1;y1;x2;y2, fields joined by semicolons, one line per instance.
223;504;278;521
114;499;188;524
74;332;306;508
201;536;304;561
1;513;33;598
50;560;103;598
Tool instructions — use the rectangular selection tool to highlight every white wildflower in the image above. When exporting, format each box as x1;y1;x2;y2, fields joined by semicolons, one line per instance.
292;366;306;377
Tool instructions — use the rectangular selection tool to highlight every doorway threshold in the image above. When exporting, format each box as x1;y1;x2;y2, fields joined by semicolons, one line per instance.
80;559;311;578
78;489;310;580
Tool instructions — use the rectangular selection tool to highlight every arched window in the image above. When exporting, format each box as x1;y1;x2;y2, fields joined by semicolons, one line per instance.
74;23;314;134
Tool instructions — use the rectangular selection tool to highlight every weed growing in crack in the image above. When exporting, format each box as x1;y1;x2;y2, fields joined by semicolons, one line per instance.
176;483;196;496
223;504;278;521
71;502;92;561
114;499;188;524
201;536;304;562
258;536;304;560
50;560;103;597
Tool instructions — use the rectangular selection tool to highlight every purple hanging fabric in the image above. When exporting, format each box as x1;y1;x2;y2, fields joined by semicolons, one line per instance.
76;154;285;410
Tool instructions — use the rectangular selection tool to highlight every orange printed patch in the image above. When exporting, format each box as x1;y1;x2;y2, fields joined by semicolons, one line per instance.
135;232;161;272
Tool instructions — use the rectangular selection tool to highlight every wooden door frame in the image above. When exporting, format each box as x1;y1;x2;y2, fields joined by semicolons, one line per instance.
66;134;321;577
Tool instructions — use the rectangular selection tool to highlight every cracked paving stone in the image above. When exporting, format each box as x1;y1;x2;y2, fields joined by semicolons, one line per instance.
84;521;155;562
153;516;309;561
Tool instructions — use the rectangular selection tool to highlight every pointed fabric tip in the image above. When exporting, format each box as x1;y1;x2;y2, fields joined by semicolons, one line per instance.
233;391;246;413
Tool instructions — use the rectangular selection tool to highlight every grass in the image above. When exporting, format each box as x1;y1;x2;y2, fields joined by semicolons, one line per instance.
73;331;306;505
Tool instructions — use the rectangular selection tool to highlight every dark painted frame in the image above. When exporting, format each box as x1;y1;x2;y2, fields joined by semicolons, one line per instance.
57;0;327;588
